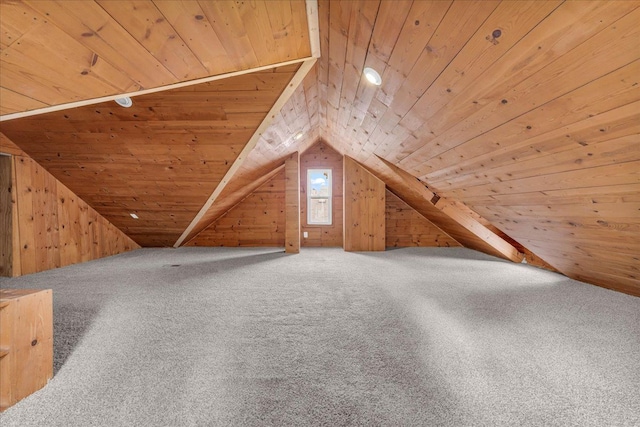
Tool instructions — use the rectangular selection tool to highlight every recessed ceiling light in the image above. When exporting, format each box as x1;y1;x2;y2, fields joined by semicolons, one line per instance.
363;67;382;86
115;97;133;108
294;131;304;140
130;213;139;219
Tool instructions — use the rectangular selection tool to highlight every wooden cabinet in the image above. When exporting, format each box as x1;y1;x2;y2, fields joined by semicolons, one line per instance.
0;289;53;411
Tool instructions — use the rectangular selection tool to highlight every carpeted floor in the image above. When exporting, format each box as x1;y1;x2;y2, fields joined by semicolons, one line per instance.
0;247;638;426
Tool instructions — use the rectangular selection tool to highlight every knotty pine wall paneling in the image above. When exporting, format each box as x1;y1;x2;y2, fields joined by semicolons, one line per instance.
385;190;460;248
186;170;286;247
343;156;385;251
0;156;13;276
4;155;139;277
300;141;343;247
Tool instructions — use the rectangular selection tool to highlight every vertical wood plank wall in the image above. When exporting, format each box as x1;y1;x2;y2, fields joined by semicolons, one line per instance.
3;156;140;277
186;170;286;247
344;156;385;251
385;190;461;248
300;141;343;247
285;153;300;253
0;156;13;276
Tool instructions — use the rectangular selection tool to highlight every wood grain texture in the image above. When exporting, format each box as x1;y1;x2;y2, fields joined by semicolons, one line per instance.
315;0;639;295
0;289;52;412
8;156;139;276
385;190;460;248
343;156;385;251
174;61;312;247
0;157;12;276
0;0;311;116
178;65;322;245
1;1;638;294
186;170;286;248
300;141;343;247
285;152;300;253
2;67;298;247
0;133;25;156
365;155;524;262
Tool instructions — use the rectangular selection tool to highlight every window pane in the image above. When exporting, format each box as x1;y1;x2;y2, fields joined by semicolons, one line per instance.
309;198;330;224
309;170;331;196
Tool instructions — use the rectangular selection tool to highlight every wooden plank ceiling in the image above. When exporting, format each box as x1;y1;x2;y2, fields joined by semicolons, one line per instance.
1;63;300;247
313;0;640;294
0;0;639;294
0;0;310;116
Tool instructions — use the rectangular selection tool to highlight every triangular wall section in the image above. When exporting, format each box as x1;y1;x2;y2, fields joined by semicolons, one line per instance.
186;168;286;247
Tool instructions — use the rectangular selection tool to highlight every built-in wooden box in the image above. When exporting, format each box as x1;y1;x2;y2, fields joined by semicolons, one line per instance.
0;289;53;411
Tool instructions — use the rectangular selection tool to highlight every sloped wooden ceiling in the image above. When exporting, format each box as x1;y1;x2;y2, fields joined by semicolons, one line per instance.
1;64;300;246
0;1;638;295
180;65;321;245
0;0;311;117
313;0;640;294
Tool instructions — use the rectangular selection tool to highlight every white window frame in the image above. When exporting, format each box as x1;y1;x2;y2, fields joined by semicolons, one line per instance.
307;168;332;225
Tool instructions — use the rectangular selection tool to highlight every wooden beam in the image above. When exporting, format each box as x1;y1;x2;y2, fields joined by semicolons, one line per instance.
285;152;300;253
174;58;317;247
306;0;321;58
0;57;312;122
373;155;524;262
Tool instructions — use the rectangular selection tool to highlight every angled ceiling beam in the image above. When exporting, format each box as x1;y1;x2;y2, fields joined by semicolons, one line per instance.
174;58;317;247
1;0;321;122
372;155;525;263
0;57;311;122
306;0;321;58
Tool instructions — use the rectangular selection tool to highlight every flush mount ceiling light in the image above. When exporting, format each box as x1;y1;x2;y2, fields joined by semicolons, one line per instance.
363;67;382;86
294;131;304;140
130;213;139;219
115;96;133;108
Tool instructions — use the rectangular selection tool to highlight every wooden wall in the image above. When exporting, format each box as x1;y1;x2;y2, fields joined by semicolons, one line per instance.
386;190;460;248
300;141;343;247
0;156;13;276
2;155;139;277
186;170;286;247
285;153;300;253
344;156;385;251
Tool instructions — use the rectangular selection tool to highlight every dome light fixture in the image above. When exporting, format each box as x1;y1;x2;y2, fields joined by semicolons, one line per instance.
115;96;133;108
363;67;382;86
294;130;304;140
130;213;139;219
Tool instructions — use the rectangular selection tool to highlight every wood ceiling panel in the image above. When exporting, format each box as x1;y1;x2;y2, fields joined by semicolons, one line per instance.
422;61;640;185
180;65;321;244
1;66;299;247
314;0;640;294
1;0;638;294
0;132;25;156
399;5;640;175
0;0;311;116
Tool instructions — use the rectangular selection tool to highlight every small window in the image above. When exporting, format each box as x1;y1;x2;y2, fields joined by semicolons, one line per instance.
307;169;332;225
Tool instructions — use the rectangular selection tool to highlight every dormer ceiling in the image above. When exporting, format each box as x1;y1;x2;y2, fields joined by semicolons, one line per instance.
0;0;311;116
1;1;638;294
